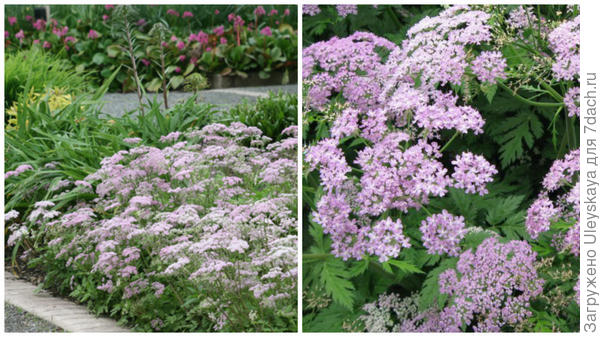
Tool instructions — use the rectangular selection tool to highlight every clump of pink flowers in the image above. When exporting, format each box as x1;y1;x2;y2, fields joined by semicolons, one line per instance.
11;123;298;331
336;5;358;18
470;51;507;84
438;237;544;331
303;5;321;16
526;149;579;254
304;6;498;263
420;210;466;256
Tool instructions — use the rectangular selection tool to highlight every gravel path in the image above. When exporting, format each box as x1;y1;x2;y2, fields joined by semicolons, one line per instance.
100;84;297;117
4;302;64;333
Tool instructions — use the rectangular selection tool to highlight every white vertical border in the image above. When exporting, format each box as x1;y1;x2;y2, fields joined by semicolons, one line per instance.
581;0;599;335
297;2;303;333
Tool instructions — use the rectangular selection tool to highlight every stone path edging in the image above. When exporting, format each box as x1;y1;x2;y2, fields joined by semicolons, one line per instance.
4;273;129;332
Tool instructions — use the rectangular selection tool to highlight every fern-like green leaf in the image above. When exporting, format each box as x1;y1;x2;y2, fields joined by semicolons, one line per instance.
418;257;458;311
491;111;543;168
485;195;525;225
387;259;425;274
321;258;355;310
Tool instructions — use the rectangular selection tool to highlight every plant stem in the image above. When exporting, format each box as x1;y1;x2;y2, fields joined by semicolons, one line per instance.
497;81;564;108
303;253;330;261
124;21;144;116
159;41;169;109
440;131;460;153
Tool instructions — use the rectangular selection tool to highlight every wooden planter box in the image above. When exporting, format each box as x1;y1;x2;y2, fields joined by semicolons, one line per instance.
208;68;297;89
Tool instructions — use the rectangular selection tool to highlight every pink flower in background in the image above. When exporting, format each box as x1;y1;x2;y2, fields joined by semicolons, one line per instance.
206;47;212;52
176;41;185;50
52;26;68;38
214;9;220;15
25;15;33;22
196;31;209;44
5;31;9;38
260;26;272;36
43;41;51;49
174;66;181;73
269;9;278;16
178;55;186;62
284;8;290;16
166;9;179;17
33;19;46;31
254;6;266;17
233;16;244;29
136;19;146;26
182;11;193;18
64;36;76;44
8;17;17;26
15;29;25;41
33;39;40;44
188;33;198;43
220;37;227;45
170;35;178;42
102;15;109;21
161;41;168;48
190;57;197;65
228;13;235;22
88;29;99;39
105;5;114;10
336;5;358;18
275;20;279;25
141;58;151;66
213;25;225;36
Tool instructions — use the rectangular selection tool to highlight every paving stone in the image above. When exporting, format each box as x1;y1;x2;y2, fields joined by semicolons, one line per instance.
4;274;129;332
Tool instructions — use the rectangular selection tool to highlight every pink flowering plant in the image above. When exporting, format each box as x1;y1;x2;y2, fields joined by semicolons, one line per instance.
7;123;298;331
5;5;297;92
303;5;579;332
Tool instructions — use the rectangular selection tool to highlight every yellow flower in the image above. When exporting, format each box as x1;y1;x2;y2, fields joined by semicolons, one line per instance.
5;87;73;130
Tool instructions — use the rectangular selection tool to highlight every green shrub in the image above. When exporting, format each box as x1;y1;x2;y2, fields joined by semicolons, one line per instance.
225;91;297;140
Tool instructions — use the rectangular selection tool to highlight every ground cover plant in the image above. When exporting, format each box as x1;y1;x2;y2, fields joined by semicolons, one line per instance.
5;42;299;330
6;124;298;332
5;4;297;92
302;4;579;332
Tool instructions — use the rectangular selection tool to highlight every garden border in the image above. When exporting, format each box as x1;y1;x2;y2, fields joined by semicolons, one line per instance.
4;273;130;332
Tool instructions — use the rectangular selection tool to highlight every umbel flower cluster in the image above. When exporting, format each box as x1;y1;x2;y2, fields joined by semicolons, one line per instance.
526;149;579;255
358;237;544;332
304;6;499;263
7;123;298;331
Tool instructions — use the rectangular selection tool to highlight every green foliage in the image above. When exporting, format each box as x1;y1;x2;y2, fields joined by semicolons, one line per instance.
302;5;442;46
225;91;298;140
490;106;544;168
418;258;458;311
4;48;89;108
